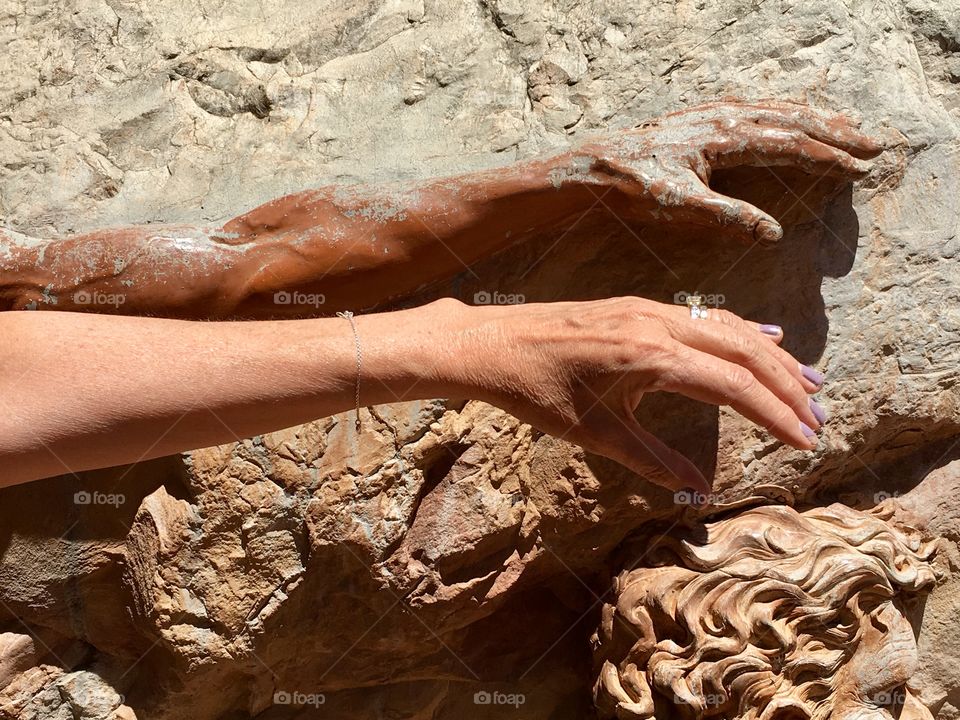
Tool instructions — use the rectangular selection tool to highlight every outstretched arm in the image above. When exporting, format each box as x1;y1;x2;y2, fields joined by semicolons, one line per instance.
0;297;824;490
0;102;880;319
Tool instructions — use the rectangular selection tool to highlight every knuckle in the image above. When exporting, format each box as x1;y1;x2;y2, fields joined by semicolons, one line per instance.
625;450;672;484
786;397;808;420
724;366;757;397
786;386;811;413
574;424;606;452
622;295;659;321
647;340;684;391
640;465;674;488
774;403;796;431
714;308;743;327
728;331;761;364
716;116;738;133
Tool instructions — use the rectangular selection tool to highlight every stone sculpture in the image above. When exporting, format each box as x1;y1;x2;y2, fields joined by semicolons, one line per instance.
3;0;960;718
593;503;939;720
0;102;876;320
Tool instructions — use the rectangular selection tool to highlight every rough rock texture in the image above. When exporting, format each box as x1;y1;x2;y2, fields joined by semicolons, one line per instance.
2;0;960;718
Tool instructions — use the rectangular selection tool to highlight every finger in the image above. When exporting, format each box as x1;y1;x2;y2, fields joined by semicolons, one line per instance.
684;186;784;245
741;320;784;344
708;126;874;178
598;412;711;494
663;313;821;430
701;308;824;394
744;105;884;159
666;101;884;158
661;170;783;244
712;100;883;158
656;341;819;449
654;167;783;245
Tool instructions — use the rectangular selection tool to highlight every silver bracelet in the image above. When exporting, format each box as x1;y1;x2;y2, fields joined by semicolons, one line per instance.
336;311;363;431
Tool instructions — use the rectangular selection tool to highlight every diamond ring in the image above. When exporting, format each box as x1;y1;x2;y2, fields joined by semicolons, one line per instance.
686;292;708;319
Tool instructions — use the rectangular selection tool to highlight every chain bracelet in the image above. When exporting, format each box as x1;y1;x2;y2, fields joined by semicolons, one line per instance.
336;311;362;431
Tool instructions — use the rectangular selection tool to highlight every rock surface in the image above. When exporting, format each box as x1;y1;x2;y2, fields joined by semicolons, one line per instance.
2;0;960;718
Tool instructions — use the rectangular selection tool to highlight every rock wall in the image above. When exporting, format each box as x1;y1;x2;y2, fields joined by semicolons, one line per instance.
2;0;960;718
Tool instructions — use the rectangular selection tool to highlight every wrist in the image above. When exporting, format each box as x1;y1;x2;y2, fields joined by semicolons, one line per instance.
537;147;625;197
352;298;495;406
569;135;655;219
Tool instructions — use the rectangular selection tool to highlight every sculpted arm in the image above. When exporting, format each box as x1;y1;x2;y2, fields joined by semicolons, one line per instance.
0;102;880;319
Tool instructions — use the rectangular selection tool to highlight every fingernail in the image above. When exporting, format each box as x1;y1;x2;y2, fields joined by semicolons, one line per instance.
800;421;818;445
800;364;824;387
809;398;827;425
759;324;782;338
755;220;783;244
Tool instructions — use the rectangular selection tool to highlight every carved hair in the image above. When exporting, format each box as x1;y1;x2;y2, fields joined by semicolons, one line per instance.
592;503;938;720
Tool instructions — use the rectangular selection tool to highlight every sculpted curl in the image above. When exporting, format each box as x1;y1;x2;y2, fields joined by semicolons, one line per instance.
592;503;938;720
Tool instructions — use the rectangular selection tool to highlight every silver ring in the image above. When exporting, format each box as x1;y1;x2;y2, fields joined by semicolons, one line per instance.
686;292;708;320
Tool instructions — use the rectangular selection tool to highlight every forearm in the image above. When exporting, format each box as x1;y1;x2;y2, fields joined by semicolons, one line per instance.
0;299;485;487
0;150;617;319
1;102;882;320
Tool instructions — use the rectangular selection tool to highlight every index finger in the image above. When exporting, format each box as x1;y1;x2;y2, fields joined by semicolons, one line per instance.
667;100;885;159
739;102;884;159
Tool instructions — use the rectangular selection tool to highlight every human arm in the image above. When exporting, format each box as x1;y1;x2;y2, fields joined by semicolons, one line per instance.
0;296;822;490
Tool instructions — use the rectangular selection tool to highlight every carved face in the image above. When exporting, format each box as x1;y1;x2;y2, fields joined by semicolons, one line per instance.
833;602;932;720
592;503;938;720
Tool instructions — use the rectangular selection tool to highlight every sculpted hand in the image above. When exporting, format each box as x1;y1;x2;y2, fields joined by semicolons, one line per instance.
457;297;824;494
580;100;883;244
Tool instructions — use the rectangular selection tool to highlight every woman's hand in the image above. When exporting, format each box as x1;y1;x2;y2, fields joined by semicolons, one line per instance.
452;296;824;494
0;297;821;490
579;100;884;245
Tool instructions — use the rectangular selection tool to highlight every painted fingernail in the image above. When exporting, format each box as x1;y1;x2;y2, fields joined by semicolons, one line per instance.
800;421;818;445
809;398;827;425
759;324;782;338
755;220;783;244
800;364;824;387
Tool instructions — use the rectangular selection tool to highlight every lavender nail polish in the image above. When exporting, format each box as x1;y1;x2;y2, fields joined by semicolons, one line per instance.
759;324;782;338
809;398;827;425
800;364;824;387
800;421;818;444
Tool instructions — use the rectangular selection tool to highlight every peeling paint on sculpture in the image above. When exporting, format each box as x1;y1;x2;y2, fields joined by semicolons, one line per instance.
592;503;938;720
0;102;881;320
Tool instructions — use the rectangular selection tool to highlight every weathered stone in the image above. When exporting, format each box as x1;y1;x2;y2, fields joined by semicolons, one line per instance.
2;0;960;718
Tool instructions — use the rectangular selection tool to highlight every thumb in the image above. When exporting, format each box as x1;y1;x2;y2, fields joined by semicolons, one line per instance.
682;186;784;246
604;416;711;496
664;167;783;246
